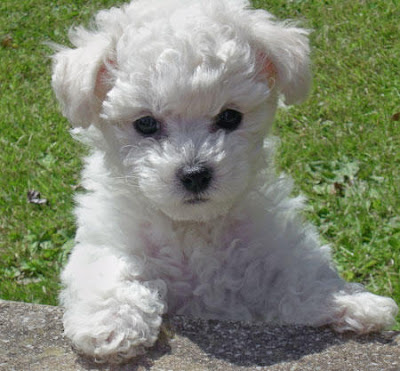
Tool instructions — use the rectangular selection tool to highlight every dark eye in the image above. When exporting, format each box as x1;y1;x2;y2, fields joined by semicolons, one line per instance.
133;116;160;136
214;109;242;131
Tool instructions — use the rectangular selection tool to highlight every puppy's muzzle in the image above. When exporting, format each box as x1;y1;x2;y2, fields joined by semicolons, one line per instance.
177;164;213;194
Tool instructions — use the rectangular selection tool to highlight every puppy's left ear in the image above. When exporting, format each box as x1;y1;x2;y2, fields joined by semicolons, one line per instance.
51;30;114;128
249;11;311;105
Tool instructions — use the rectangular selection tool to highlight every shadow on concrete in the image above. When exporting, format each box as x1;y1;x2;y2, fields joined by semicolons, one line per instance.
70;315;400;370
166;316;399;368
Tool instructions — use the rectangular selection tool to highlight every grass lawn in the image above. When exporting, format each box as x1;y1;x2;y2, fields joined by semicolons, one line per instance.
1;0;399;328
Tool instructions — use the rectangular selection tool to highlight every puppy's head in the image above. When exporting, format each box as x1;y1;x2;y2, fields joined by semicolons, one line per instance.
52;0;311;221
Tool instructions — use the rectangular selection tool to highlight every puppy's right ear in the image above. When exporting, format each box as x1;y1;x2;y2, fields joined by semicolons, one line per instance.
51;30;114;128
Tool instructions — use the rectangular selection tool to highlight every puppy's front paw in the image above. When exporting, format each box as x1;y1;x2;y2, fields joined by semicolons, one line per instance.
331;291;398;334
64;304;163;363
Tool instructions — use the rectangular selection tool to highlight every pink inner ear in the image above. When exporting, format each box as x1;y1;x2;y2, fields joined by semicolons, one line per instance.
95;60;115;100
263;58;277;77
256;51;277;85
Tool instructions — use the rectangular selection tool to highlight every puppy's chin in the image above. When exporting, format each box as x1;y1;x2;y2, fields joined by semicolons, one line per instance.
155;198;234;222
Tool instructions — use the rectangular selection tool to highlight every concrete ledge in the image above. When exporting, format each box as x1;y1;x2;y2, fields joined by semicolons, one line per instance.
1;300;399;370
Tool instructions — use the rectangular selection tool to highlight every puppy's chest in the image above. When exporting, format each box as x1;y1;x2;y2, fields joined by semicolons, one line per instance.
140;221;251;290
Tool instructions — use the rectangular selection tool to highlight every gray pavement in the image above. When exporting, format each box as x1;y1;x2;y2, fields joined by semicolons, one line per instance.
0;300;399;370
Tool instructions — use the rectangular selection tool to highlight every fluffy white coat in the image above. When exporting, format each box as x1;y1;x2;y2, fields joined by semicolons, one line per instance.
51;0;398;363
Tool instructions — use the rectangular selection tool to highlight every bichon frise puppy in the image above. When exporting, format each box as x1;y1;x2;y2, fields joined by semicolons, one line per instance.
51;0;398;363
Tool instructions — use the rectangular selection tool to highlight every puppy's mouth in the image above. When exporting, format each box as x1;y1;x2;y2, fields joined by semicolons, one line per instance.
184;197;209;205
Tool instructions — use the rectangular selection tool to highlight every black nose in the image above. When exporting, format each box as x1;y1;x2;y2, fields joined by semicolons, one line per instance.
178;165;213;193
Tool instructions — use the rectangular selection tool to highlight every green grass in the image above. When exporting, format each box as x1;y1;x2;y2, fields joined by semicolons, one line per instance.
1;0;399;327
0;0;118;304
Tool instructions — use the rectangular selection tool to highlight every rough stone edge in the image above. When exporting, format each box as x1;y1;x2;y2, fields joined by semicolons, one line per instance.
1;300;399;371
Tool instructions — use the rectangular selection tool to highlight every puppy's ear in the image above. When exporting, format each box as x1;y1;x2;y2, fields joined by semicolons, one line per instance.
249;11;311;105
51;30;114;128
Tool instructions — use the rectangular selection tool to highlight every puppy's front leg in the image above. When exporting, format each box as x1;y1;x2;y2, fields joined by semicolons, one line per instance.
60;245;166;363
262;240;398;333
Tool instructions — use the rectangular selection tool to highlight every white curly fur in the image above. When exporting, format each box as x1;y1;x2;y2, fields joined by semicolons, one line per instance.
51;0;398;363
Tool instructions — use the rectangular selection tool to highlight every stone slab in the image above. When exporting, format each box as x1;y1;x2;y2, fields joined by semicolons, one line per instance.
0;300;399;370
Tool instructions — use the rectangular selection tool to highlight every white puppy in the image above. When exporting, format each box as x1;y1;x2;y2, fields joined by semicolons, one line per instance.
51;0;398;363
